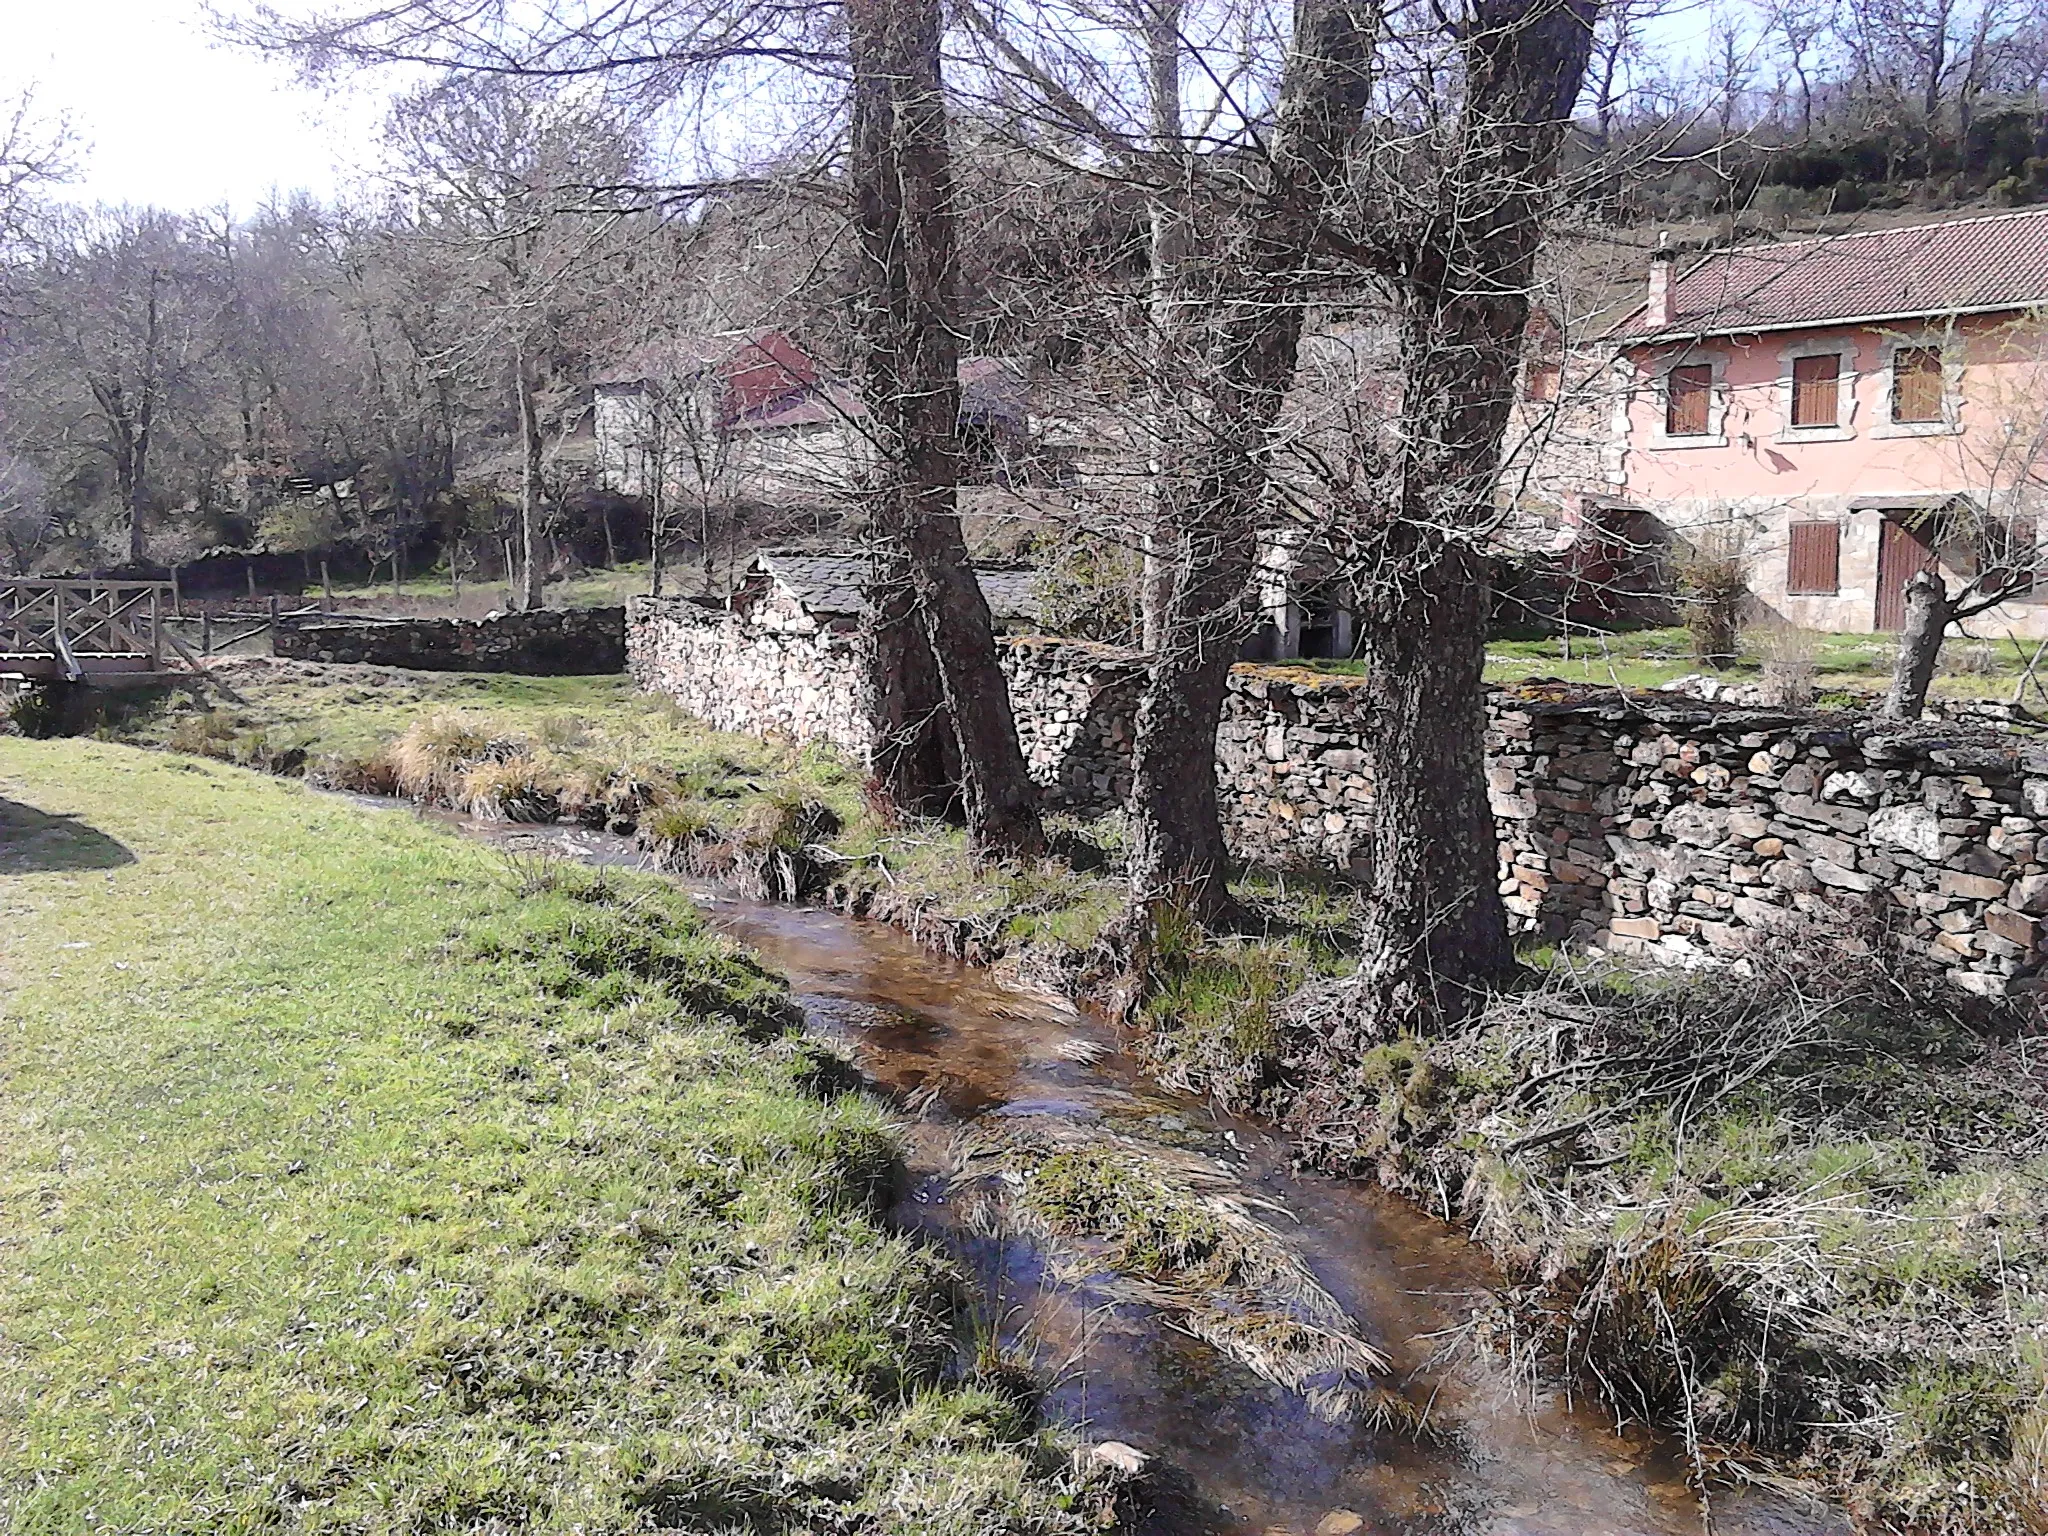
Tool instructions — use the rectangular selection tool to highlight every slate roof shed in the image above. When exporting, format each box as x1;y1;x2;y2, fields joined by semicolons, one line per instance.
732;547;1043;632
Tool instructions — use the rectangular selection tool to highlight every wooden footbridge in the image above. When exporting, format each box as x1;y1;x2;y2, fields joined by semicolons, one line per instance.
0;578;205;685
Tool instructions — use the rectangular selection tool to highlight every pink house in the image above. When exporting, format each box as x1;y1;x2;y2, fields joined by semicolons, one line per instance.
1601;207;2048;635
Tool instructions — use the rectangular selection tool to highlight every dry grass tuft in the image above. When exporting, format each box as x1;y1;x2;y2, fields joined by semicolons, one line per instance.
312;752;399;795
386;713;492;803
731;793;844;901
461;754;563;822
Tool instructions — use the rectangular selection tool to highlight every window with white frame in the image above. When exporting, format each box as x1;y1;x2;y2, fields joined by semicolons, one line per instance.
1776;340;1857;439
1654;352;1726;446
1874;334;1962;436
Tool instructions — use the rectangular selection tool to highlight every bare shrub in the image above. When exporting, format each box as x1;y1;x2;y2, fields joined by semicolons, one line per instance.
1671;529;1750;669
1950;639;2001;676
1281;918;2048;1532
1031;530;1144;650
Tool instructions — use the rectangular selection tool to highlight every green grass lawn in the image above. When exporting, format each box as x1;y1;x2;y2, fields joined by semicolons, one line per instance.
303;563;660;612
1302;624;2048;701
111;663;715;771
0;742;1103;1535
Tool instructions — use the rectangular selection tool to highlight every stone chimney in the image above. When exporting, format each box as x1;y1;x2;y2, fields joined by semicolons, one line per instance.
1645;234;1676;331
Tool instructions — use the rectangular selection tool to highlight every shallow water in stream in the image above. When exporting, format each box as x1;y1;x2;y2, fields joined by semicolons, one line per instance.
376;803;1849;1536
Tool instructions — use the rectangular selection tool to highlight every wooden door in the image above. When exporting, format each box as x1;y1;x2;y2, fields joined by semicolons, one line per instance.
1876;515;1938;630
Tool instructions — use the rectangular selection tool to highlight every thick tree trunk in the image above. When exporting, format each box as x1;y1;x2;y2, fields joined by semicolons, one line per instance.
1141;1;1187;657
1126;522;1257;921
1355;541;1514;1025
1348;298;1529;1030
648;425;667;599
515;348;546;611
866;545;957;816
129;268;163;568
846;0;1043;857
113;420;146;567
1883;570;1950;719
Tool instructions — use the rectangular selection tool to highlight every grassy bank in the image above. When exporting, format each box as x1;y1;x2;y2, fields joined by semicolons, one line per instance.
92;658;1132;966
55;660;2048;1525
0;741;1110;1534
300;562;660;615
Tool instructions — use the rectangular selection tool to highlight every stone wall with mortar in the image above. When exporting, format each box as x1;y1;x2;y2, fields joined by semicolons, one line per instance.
630;601;2048;996
277;607;626;674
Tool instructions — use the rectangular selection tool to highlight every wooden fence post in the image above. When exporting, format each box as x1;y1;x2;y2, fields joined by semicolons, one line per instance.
321;559;333;608
202;610;213;656
171;567;182;617
268;595;280;655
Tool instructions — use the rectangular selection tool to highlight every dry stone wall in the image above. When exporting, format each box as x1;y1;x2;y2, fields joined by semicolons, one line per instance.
630;601;2048;996
277;606;625;674
628;597;873;757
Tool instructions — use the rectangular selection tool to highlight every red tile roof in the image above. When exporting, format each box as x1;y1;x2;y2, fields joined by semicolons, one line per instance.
1621;205;2048;339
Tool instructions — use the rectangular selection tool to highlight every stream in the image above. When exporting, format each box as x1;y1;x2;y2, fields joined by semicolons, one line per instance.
380;803;1848;1536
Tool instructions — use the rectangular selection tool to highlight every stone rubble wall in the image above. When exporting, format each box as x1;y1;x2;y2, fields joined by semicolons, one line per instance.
1001;637;1143;812
630;601;2048;996
277;607;626;675
627;597;874;758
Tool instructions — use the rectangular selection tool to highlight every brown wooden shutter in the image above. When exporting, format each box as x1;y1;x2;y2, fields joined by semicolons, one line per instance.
1791;354;1839;427
1666;363;1712;436
1893;346;1944;423
1787;520;1841;595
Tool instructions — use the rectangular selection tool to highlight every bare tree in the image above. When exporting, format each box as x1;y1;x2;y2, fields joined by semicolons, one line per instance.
1328;0;1599;1032
1583;0;1677;146
1882;319;2048;718
955;0;1383;919
384;75;640;609
234;0;1049;850
0;453;51;573
847;0;1045;854
0;89;71;253
9;209;215;566
1757;0;1841;130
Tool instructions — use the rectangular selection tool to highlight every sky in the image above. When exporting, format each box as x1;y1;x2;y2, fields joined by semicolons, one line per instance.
6;1;1719;220
0;0;392;215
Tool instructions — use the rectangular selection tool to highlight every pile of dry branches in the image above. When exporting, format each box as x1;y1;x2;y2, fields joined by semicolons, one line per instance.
1280;930;2048;1531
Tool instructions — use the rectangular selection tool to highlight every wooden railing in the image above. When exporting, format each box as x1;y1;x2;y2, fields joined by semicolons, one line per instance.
161;600;346;656
0;578;201;682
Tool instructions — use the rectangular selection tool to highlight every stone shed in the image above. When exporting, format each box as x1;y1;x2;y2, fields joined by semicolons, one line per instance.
730;548;1042;635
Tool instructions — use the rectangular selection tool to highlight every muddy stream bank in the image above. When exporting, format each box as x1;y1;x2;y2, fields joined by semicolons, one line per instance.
384;803;1847;1536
